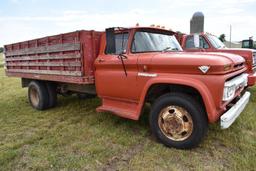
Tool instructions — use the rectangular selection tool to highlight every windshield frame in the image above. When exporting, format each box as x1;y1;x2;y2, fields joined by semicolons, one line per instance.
206;34;226;49
130;29;183;54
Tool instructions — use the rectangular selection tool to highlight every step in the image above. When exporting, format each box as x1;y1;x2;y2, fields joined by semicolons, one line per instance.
96;97;140;120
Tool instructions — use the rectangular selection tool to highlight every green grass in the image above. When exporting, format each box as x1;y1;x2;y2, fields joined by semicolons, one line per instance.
0;53;3;67
0;67;255;170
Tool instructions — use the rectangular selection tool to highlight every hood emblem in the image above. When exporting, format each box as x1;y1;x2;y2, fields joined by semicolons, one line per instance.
198;66;210;74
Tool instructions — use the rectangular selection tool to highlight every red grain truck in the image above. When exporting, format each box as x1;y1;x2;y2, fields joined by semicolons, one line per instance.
179;32;256;86
4;26;250;149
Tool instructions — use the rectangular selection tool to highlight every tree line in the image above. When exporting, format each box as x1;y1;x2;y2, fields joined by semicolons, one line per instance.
219;34;226;42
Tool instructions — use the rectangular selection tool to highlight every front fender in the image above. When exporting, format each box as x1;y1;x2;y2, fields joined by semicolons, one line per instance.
137;76;218;123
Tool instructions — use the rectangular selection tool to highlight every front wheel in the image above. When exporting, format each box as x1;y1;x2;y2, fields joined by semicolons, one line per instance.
150;93;208;149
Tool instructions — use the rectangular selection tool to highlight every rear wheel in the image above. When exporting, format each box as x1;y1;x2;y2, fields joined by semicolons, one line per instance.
28;81;49;110
150;93;208;149
46;82;57;108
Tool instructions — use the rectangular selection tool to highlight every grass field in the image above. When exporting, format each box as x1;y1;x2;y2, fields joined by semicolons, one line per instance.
0;68;255;170
0;53;3;67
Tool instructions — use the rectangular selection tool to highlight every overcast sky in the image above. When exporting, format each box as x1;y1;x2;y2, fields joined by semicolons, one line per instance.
0;0;255;46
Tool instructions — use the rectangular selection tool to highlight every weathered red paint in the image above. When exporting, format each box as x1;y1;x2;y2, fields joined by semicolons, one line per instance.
179;33;256;86
94;27;245;123
4;30;102;84
4;27;247;124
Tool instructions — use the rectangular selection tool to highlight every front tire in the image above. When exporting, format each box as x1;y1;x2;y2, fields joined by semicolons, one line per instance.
150;93;208;149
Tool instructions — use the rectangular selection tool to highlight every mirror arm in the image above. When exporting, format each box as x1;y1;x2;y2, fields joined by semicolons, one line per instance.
118;54;128;77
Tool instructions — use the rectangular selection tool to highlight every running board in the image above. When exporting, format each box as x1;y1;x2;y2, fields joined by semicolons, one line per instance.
96;97;140;120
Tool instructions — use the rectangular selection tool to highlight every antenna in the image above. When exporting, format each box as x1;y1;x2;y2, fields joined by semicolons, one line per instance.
229;25;232;48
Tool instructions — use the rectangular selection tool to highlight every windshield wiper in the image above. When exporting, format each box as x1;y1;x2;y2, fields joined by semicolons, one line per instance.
162;47;179;52
171;47;179;51
162;47;171;52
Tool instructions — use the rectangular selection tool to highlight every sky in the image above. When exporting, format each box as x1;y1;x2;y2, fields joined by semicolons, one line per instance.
0;0;256;46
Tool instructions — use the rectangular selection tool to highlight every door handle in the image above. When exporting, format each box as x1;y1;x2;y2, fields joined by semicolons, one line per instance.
143;65;148;72
97;58;105;62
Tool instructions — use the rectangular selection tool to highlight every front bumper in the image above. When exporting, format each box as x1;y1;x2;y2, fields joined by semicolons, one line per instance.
248;72;256;86
220;91;251;129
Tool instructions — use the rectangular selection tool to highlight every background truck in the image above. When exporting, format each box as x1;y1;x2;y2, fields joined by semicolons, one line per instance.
179;33;256;86
242;38;256;49
4;26;250;149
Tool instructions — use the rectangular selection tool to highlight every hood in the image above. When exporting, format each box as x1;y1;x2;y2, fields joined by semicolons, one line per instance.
150;52;245;75
217;48;256;68
220;48;255;53
217;48;255;61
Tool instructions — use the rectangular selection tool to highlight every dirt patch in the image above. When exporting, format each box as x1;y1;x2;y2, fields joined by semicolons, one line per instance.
101;141;145;171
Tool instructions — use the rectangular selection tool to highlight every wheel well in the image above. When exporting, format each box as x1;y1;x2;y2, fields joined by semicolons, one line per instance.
21;78;33;88
22;78;57;88
145;84;206;112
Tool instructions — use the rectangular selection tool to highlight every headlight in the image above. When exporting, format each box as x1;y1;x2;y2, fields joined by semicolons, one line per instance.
253;52;256;65
222;73;248;101
223;84;236;101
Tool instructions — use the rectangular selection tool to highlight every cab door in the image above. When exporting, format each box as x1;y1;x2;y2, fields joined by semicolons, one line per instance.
95;31;139;101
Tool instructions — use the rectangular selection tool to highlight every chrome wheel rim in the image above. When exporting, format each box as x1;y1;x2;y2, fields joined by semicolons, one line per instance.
158;105;193;141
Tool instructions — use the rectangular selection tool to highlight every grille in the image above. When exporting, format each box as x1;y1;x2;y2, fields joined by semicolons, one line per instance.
234;62;244;69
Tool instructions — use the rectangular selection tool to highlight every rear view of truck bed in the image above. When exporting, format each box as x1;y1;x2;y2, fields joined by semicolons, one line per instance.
4;30;102;84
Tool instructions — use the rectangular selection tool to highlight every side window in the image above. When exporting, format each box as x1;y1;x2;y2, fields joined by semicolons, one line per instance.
113;33;129;54
185;36;195;48
185;35;209;49
199;36;209;49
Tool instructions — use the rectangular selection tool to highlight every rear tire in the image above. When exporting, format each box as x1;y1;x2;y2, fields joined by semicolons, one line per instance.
28;81;49;110
46;82;57;108
150;93;208;149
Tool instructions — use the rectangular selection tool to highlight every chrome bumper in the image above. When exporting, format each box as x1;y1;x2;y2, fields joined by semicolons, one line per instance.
220;91;251;129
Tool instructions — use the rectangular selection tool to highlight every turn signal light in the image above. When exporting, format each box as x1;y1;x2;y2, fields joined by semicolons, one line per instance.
224;64;232;71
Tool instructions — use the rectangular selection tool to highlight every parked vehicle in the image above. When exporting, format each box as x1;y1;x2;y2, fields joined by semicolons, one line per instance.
4;26;250;149
179;33;256;86
242;39;256;49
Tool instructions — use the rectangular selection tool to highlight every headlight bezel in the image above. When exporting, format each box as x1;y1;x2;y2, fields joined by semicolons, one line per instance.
252;52;256;66
223;84;236;101
222;73;248;102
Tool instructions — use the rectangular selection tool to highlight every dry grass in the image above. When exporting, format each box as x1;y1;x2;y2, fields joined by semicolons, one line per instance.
0;68;255;170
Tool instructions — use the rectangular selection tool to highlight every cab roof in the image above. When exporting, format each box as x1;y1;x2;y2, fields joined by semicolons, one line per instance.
112;26;177;35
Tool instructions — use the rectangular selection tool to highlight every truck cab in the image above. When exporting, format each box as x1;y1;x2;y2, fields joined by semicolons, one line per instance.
180;33;256;86
242;39;256;49
94;27;250;148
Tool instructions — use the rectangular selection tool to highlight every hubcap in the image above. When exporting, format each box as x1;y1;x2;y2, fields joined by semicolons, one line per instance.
158;106;193;141
30;86;39;107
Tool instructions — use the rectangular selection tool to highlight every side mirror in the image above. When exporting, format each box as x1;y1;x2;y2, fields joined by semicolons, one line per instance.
193;34;200;48
105;28;116;54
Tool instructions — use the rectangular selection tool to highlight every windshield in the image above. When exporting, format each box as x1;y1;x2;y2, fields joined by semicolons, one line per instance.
207;34;226;49
132;31;182;53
